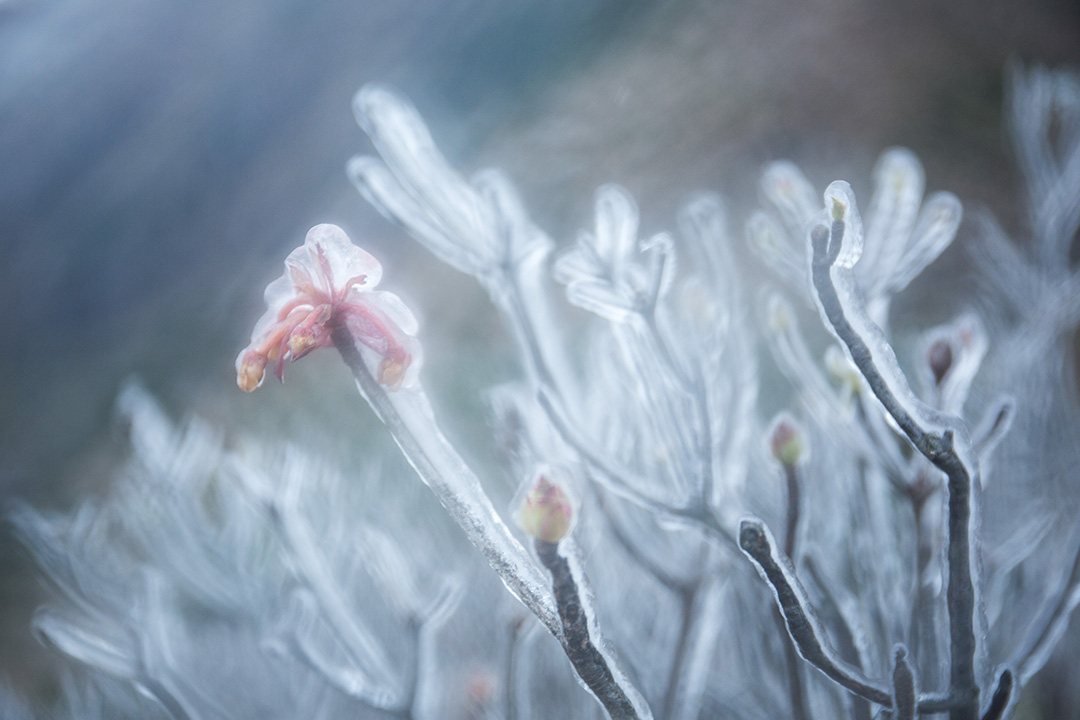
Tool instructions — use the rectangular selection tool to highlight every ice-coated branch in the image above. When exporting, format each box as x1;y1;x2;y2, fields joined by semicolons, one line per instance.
738;518;893;707
330;324;561;640
1009;524;1080;683
741;518;977;716
515;470;653;720
535;539;645;720
972;398;1014;460
892;646;916;720
332;327;657;717
660;576;725;720
807;193;981;719
350;84;579;402
1009;65;1080;271
535;387;739;552
235;223;562;643
270;471;401;704
979;670;1013;720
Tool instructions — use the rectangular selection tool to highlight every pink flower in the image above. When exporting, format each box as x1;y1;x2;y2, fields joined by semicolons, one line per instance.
236;224;422;392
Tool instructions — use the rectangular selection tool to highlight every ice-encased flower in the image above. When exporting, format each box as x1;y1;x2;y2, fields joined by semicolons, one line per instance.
236;224;422;391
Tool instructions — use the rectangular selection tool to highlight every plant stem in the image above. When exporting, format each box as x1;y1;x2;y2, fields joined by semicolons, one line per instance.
331;325;562;641
810;221;979;719
739;518;893;707
534;539;642;720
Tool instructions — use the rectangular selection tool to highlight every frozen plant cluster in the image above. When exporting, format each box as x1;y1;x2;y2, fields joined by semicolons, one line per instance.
7;65;1080;719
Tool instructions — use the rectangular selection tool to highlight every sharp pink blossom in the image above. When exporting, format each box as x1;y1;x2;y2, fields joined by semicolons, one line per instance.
236;223;422;392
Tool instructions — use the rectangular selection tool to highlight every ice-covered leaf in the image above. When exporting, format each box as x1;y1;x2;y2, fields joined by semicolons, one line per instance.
761;160;818;237
861;148;924;285
350;84;498;275
886;191;962;294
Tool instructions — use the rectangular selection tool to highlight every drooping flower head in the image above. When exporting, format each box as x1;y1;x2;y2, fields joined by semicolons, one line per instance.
236;224;422;392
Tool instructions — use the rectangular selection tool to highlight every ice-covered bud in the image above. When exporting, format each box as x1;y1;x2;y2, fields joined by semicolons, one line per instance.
822;181;864;269
465;668;496;709
767;294;792;333
768;413;806;467
236;224;422;392
515;466;578;544
761;160;818;228
916;313;986;413
927;338;953;386
377;346;411;391
825;345;864;396
747;211;786;262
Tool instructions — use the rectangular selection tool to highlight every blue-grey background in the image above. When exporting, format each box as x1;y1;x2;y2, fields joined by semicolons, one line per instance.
2;0;1078;705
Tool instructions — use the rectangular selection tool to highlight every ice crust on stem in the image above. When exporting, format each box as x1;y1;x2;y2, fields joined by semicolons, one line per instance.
535;538;649;720
333;325;654;718
330;324;562;641
807;188;982;720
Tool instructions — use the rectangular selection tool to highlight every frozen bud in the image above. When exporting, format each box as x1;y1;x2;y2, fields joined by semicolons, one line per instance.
767;294;792;333
769;413;806;467
515;466;578;544
927;338;953;386
465;668;496;709
822;180;864;269
746;211;787;262
825;345;863;394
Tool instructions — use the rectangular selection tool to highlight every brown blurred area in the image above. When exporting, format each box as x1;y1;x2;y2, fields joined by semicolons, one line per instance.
1;0;1077;709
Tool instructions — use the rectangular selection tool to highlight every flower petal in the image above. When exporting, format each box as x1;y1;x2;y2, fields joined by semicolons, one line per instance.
300;224;383;293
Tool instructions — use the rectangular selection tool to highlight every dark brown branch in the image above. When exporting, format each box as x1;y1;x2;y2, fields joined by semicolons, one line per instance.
535;540;641;720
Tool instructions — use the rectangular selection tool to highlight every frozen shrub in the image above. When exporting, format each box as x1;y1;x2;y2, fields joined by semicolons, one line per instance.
8;64;1080;719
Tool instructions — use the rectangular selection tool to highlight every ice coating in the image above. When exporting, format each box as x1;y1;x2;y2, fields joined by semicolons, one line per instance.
236;224;422;392
761;160;819;240
860;147;925;285
338;351;562;642
823;181;864;270
349;84;498;276
885;191;961;295
560;539;656;720
810;187;969;449
554;184;672;324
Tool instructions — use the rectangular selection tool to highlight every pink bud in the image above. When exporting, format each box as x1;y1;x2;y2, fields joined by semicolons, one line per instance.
769;413;805;467
927;338;953;386
516;467;578;544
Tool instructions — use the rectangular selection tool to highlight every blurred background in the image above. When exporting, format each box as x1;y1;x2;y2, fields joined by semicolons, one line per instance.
2;0;1078;706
